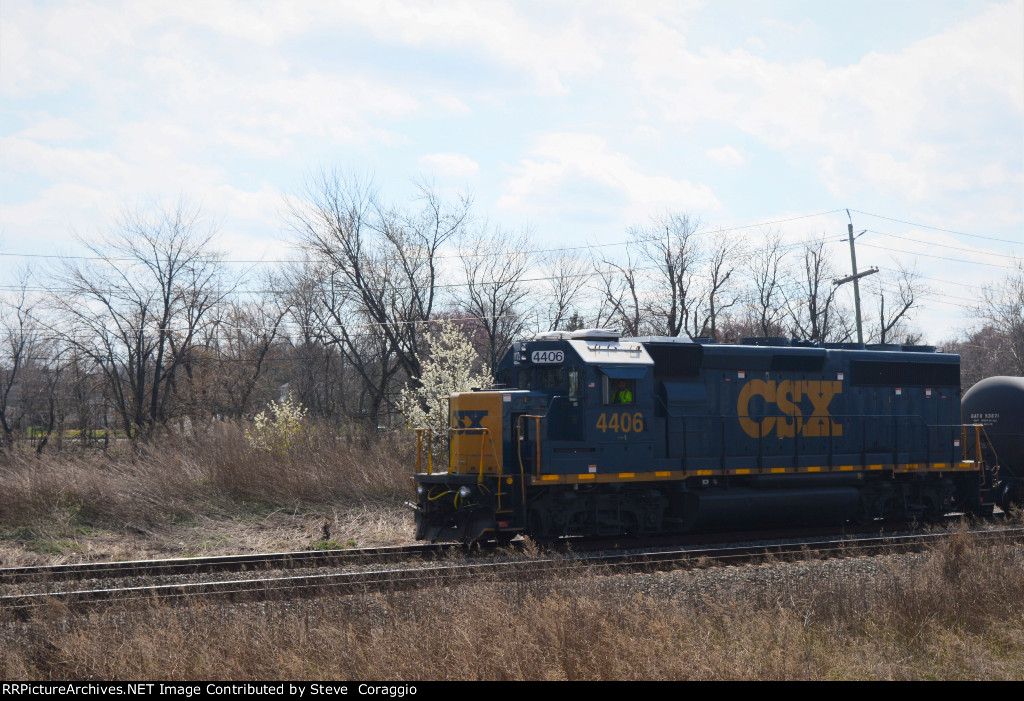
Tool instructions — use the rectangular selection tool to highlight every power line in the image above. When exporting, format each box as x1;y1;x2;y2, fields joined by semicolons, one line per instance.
875;265;990;292
866;229;1023;261
0;235;850;296
3;208;1017;268
0;208;846;264
857;242;1019;270
850;209;1024;246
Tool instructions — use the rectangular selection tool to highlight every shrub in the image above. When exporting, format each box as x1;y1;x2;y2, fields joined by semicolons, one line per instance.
245;395;309;454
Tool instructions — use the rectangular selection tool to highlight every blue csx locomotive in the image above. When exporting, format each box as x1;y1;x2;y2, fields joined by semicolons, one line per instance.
412;330;997;543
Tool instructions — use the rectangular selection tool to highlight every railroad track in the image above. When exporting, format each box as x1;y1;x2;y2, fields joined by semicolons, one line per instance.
0;542;463;585
0;513;981;586
4;525;1023;615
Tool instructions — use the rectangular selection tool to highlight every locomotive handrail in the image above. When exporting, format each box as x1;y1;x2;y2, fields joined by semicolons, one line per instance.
441;396;452;470
449;426;504;513
962;423;1002;474
448;426;503;485
414;428;433;475
516;415;545;479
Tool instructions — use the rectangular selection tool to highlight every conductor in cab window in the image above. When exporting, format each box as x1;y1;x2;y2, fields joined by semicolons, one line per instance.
612;380;633;405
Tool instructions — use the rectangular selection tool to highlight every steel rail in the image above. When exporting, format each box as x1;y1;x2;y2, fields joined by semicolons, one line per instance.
5;526;1023;615
0;542;465;584
1;512;1009;585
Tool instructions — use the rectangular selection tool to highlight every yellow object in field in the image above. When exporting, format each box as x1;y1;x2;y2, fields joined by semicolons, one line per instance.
449;392;503;476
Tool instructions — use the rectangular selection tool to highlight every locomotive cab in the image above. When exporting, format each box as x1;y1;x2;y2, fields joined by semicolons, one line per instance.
413;329;660;542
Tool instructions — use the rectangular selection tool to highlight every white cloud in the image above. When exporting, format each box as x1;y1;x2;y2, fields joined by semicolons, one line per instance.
2;0;1019;326
14;117;91;142
498;133;721;217
0;1;133;97
706;146;746;165
628;2;1023;209
339;1;607;94
432;94;471;114
419;153;480;178
136;47;421;148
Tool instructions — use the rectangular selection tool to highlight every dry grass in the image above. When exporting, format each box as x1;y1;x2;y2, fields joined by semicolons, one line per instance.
2;529;1023;680
0;422;416;564
3;427;1023;679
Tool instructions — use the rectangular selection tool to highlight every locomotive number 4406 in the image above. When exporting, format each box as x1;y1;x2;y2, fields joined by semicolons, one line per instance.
596;412;645;433
530;350;564;364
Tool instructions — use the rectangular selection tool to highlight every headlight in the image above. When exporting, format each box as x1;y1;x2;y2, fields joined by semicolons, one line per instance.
416;484;425;495
458;486;472;498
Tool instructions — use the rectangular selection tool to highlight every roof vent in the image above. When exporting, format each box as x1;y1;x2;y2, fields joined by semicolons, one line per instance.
569;328;621;341
533;331;572;341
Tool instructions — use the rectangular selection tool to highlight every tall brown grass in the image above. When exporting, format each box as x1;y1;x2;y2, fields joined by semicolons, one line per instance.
0;421;414;536
2;528;1022;680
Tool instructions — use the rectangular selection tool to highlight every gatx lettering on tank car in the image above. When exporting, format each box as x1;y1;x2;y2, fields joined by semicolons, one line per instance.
411;330;995;543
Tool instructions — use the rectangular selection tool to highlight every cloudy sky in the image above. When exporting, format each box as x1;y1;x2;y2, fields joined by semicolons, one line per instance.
2;0;1022;342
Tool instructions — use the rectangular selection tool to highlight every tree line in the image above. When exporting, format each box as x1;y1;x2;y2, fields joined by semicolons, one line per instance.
1;173;1021;450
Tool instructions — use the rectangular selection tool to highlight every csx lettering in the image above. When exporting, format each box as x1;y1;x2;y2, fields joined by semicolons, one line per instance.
737;380;842;439
454;410;488;428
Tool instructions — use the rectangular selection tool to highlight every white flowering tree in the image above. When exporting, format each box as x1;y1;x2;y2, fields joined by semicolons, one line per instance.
246;394;309;454
398;320;491;431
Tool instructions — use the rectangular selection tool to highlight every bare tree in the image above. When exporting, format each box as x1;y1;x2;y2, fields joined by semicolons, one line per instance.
744;229;790;337
295;259;404;427
789;235;852;343
867;263;925;344
973;261;1024;375
290;172;472;406
633;213;702;337
0;269;43;448
22;344;64;453
279;261;352;421
687;231;741;340
594;249;644;336
202;283;291;419
459;226;533;374
540;250;590;332
50;201;228;438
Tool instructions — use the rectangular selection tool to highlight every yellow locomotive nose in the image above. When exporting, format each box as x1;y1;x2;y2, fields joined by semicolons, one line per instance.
449;391;504;476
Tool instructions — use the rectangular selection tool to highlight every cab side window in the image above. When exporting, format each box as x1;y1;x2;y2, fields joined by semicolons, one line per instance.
604;377;635;405
568;367;581;398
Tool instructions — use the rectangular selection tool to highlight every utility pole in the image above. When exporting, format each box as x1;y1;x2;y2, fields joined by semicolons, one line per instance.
834;210;877;344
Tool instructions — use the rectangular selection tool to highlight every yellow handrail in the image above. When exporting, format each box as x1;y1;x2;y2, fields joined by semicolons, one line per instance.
962;423;986;464
516;415;545;479
440;397;452;472
448;427;503;482
414;428;433;474
962;423;1002;486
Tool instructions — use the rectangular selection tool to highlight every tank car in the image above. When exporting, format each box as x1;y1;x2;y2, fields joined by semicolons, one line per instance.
412;330;996;543
962;376;1024;510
